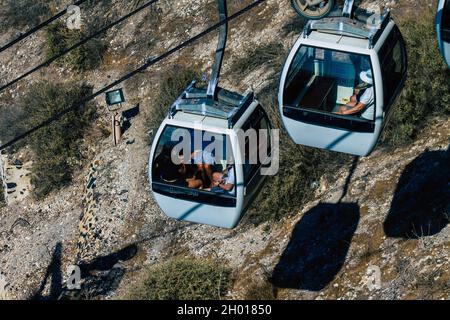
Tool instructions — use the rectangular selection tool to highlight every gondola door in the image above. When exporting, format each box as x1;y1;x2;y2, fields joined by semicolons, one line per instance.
241;105;273;212
378;25;408;127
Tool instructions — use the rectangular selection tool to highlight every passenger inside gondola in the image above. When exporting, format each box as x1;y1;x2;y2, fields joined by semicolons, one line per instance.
284;46;375;121
152;125;235;193
211;155;235;195
334;69;374;120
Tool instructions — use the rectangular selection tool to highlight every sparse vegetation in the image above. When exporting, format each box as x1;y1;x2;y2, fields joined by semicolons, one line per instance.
126;258;232;300
382;4;450;146
45;21;107;71
17;82;96;199
243;278;276;300
4;0;49;30
230;42;284;76
146;66;200;133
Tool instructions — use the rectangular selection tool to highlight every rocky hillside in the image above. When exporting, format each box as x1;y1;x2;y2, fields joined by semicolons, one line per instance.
0;0;448;300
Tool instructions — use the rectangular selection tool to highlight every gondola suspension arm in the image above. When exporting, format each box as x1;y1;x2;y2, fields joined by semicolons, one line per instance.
207;0;228;104
342;0;355;18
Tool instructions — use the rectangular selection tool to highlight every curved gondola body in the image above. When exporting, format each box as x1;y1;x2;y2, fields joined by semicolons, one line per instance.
437;0;450;68
279;10;407;156
149;84;273;228
149;0;274;228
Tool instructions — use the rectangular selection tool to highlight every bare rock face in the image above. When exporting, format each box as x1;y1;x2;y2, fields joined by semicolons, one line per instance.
0;272;9;299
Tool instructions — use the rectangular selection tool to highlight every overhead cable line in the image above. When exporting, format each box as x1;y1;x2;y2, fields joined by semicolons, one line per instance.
0;0;160;93
0;0;90;54
0;0;266;151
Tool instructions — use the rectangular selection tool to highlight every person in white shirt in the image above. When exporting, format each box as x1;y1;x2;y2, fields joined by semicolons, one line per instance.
212;164;235;195
335;69;375;120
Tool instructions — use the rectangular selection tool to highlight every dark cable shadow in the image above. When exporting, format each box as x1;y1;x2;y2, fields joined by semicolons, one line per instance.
77;244;138;277
0;0;268;151
32;242;63;300
33;243;138;300
271;202;360;291
339;156;359;202
384;147;450;238
63;244;138;299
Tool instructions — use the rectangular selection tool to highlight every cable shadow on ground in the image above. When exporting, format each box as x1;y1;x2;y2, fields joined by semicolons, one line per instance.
32;243;138;300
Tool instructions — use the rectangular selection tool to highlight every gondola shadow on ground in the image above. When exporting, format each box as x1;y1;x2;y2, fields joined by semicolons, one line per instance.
384;146;450;238
271;202;360;291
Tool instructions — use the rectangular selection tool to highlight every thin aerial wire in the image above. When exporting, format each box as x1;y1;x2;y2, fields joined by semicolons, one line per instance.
0;0;90;54
0;0;160;93
0;0;267;151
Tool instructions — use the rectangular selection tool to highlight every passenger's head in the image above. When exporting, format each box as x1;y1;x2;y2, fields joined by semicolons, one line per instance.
359;69;373;85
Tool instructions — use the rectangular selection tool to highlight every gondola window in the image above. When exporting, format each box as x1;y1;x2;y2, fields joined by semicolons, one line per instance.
284;45;375;121
152;125;237;201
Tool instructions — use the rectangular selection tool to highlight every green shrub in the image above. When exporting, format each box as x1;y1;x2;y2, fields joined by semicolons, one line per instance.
381;4;450;146
0;104;27;152
45;21;106;71
4;0;49;29
20;82;96;199
126;259;232;300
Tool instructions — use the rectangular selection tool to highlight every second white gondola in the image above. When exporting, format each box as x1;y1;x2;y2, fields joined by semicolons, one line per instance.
279;2;407;156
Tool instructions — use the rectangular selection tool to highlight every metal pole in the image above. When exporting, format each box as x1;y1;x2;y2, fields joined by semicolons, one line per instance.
207;0;228;103
343;0;355;18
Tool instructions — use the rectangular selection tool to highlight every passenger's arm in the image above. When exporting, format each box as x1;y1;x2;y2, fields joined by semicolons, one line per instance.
341;102;366;115
218;183;234;191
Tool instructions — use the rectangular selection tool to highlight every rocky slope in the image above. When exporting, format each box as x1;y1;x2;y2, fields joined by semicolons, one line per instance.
0;0;448;300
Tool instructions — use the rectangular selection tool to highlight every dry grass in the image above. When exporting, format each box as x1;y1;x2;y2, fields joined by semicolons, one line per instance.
3;0;49;29
146;65;201;136
229;42;284;76
10;82;97;199
381;1;450;146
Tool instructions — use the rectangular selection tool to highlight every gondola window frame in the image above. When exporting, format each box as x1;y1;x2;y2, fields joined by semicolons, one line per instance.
379;25;407;113
151;124;238;207
282;44;378;132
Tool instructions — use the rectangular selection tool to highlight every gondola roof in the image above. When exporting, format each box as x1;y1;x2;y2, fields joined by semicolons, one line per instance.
303;9;391;49
168;81;255;129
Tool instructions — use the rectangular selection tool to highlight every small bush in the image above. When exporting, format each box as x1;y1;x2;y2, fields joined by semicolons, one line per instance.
45;21;106;71
243;279;276;300
382;4;450;146
4;0;49;29
0;104;27;152
147;66;200;132
19;82;96;199
126;259;232;300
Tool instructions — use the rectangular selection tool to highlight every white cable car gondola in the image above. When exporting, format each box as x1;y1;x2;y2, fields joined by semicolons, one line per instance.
437;0;450;68
279;0;407;156
148;0;273;229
